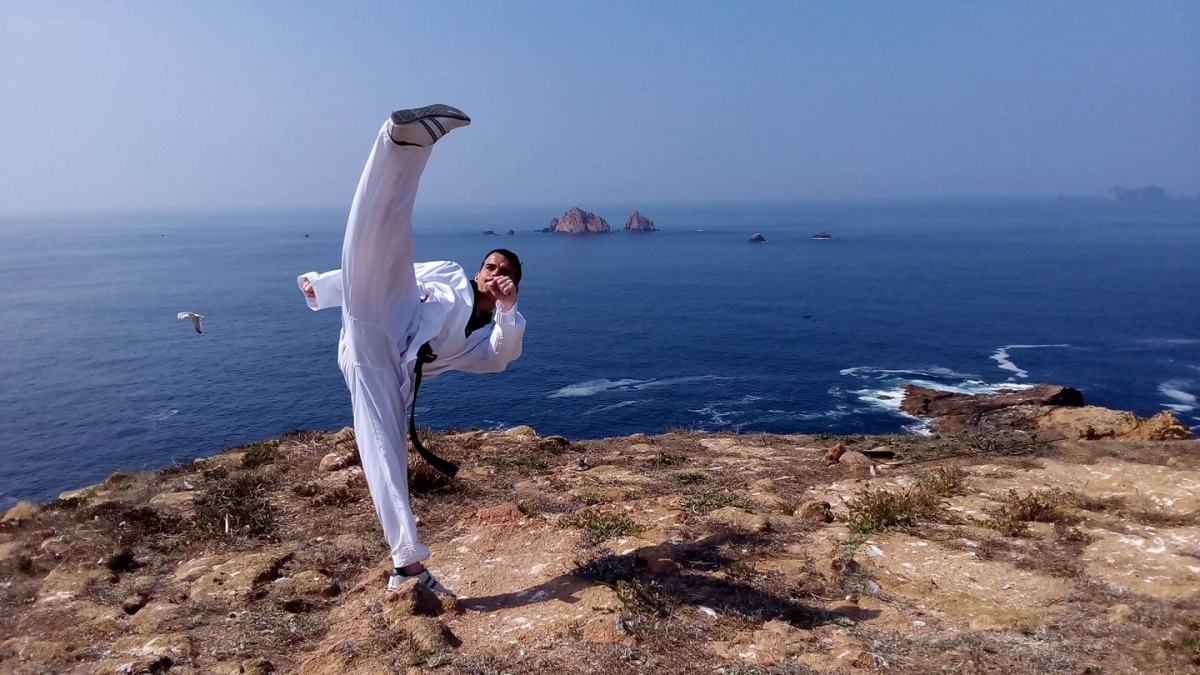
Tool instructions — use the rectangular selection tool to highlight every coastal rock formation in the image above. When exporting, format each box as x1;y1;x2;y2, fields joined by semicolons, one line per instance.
552;207;611;234
3;404;1199;673
624;211;657;232
506;229;515;236
482;230;497;236
900;383;1193;440
1107;186;1169;201
749;233;767;243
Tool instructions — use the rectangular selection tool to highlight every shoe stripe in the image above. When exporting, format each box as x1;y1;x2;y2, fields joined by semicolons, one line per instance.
428;117;447;135
418;119;439;143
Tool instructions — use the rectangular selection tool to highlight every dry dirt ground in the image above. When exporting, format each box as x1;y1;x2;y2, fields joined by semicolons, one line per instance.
1;426;1198;674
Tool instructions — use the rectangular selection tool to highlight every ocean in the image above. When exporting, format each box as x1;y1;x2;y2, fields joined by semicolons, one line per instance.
2;200;1198;508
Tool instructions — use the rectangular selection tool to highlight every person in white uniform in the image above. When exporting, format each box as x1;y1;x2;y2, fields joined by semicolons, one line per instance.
297;105;525;596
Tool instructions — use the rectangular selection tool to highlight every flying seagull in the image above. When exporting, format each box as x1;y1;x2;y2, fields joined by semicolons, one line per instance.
177;312;204;334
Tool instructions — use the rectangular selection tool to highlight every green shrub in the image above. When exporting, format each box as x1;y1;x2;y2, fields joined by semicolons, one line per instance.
561;511;645;545
683;489;749;515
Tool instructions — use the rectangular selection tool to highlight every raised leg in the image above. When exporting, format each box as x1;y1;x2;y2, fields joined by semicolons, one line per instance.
336;108;469;571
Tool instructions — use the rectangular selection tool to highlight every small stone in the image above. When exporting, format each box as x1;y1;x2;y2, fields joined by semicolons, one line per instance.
795;500;834;523
839;451;874;466
504;425;539;439
130;602;185;632
275;570;339;598
122;593;149;615
537;436;570;452
823;443;846;465
318;453;349;472
381;579;444;624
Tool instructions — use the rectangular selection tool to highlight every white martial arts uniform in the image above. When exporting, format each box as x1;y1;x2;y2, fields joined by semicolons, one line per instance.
298;126;525;568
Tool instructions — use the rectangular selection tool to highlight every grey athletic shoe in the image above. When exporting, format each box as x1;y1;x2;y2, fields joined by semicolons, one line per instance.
387;104;471;146
387;567;456;596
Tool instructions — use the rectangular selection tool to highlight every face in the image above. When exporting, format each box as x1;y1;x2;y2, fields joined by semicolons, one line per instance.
475;252;517;292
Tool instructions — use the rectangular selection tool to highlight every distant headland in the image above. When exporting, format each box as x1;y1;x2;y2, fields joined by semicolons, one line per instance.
1107;185;1169;202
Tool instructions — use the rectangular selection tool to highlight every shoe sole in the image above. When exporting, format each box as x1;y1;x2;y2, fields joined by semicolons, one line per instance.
391;104;471;126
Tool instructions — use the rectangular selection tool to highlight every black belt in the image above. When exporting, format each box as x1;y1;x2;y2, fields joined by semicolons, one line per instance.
408;342;459;478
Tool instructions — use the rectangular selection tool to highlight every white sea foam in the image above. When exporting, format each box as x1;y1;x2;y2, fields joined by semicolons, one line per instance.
583;400;641;416
549;378;651;398
1136;338;1200;347
688;403;746;430
839;366;973;379
550;375;723;398
777;406;854;421
1159;380;1197;413
687;394;765;431
989;344;1070;379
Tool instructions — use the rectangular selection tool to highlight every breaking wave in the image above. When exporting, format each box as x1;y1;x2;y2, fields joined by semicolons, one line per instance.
583;400;641;416
550;375;724;398
989;344;1071;379
1159;379;1197;414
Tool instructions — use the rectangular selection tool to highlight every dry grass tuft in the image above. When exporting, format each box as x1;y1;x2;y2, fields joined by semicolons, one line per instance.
193;472;276;538
682;489;750;515
913;466;969;497
843;486;945;534
240;440;280;469
561;510;646;545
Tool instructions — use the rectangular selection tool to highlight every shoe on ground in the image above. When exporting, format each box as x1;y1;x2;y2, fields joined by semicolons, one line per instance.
387;567;456;596
387;104;470;146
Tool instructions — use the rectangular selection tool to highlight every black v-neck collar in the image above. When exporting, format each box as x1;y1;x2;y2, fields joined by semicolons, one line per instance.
465;280;493;337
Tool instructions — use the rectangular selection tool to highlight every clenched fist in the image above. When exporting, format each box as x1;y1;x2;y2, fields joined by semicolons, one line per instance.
487;276;517;311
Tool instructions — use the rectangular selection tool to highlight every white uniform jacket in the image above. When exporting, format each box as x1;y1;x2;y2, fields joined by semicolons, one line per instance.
298;261;525;383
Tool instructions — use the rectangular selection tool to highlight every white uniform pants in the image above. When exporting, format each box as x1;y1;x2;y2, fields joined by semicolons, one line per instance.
338;122;432;568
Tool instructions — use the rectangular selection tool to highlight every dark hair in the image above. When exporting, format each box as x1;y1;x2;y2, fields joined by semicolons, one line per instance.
481;248;523;286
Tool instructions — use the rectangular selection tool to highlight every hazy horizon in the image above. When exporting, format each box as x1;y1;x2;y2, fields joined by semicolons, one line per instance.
2;1;1197;217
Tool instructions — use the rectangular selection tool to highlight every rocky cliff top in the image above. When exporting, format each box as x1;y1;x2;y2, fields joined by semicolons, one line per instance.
552;207;611;234
1;390;1197;674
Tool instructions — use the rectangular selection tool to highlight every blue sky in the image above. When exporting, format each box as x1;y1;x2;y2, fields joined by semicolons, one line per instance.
1;1;1196;215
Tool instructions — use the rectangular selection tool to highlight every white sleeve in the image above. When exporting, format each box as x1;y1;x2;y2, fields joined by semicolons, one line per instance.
296;269;344;311
456;304;526;374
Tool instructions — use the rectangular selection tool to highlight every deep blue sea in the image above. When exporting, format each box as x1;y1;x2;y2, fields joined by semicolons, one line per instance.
2;200;1199;508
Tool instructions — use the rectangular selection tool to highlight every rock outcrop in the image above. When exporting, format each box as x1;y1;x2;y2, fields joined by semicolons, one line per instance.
552;207;611;234
749;233;767;243
1107;186;1169;201
901;383;1194;440
624;211;657;232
